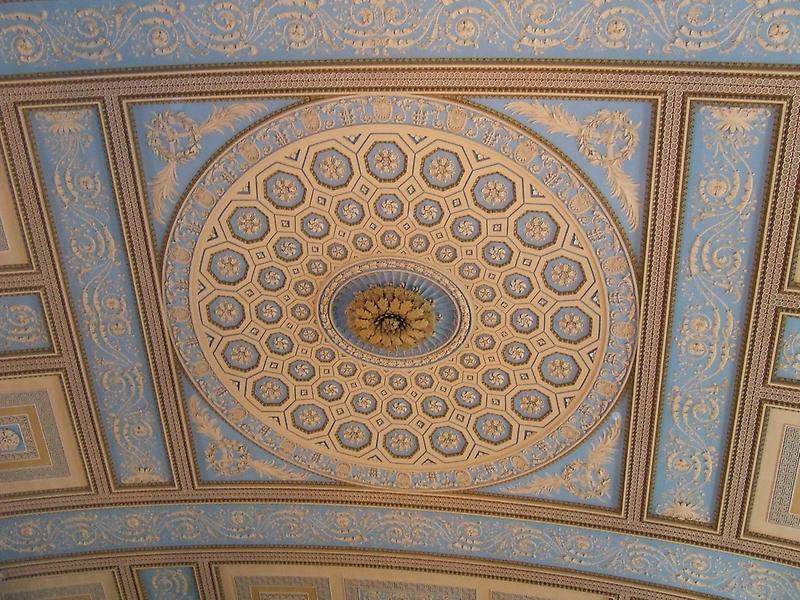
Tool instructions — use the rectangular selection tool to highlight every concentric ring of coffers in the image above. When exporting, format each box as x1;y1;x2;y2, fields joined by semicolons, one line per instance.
164;94;638;490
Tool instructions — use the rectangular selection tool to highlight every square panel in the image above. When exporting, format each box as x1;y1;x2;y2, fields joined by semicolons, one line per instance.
0;373;89;497
136;566;200;600
0;570;120;599
746;404;800;546
149;92;640;507
0;403;51;469
770;312;800;387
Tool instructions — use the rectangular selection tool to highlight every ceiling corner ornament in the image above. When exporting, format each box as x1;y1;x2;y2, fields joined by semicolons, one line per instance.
163;94;638;491
188;394;309;481
506;413;620;499
146;101;268;223
505;101;641;230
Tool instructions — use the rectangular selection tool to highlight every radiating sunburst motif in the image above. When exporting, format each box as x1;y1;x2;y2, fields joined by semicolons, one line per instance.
345;285;435;351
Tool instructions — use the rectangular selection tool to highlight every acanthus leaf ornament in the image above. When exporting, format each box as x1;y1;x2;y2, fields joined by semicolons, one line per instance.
0;504;798;599
506;101;641;230
189;395;309;480
507;414;620;499
146;101;267;223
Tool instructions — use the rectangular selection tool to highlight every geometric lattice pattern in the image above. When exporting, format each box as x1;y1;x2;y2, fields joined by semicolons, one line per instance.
1;1;800;598
170;104;636;489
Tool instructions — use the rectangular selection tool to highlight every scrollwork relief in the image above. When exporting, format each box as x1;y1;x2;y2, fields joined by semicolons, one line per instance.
656;104;771;523
146;102;267;223
773;316;800;383
146;568;192;600
0;301;49;352
0;504;797;599
505;101;641;229
507;415;619;500
0;1;797;74
32;108;170;484
189;395;310;481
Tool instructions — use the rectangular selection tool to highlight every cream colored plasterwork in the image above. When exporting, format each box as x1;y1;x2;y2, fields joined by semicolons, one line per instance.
505;102;641;230
216;563;608;600
0;569;121;599
188;394;310;481
655;104;774;524
146;101;268;223
747;405;800;547
506;414;620;499
0;373;89;497
0;146;29;268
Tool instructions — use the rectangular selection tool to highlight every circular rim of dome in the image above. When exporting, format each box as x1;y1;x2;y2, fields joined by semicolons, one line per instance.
163;93;638;491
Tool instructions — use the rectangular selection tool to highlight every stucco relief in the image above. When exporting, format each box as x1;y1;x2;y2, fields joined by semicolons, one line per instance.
163;94;638;490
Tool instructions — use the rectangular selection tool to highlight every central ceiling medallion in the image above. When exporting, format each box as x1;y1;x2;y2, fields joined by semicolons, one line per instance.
163;94;638;490
321;259;470;367
347;284;436;350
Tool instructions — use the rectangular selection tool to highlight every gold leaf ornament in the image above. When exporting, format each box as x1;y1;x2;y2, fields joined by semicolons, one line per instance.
345;285;436;350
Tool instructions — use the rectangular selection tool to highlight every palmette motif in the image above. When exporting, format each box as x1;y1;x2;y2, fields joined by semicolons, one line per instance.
0;0;797;72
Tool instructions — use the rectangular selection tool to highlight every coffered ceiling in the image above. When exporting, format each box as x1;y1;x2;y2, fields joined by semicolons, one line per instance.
0;1;799;599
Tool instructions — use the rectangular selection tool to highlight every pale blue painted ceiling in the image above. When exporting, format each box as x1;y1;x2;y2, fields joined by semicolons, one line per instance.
0;2;799;600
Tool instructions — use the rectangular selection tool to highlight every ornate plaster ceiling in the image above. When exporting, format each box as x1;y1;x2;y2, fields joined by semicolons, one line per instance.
0;1;799;599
